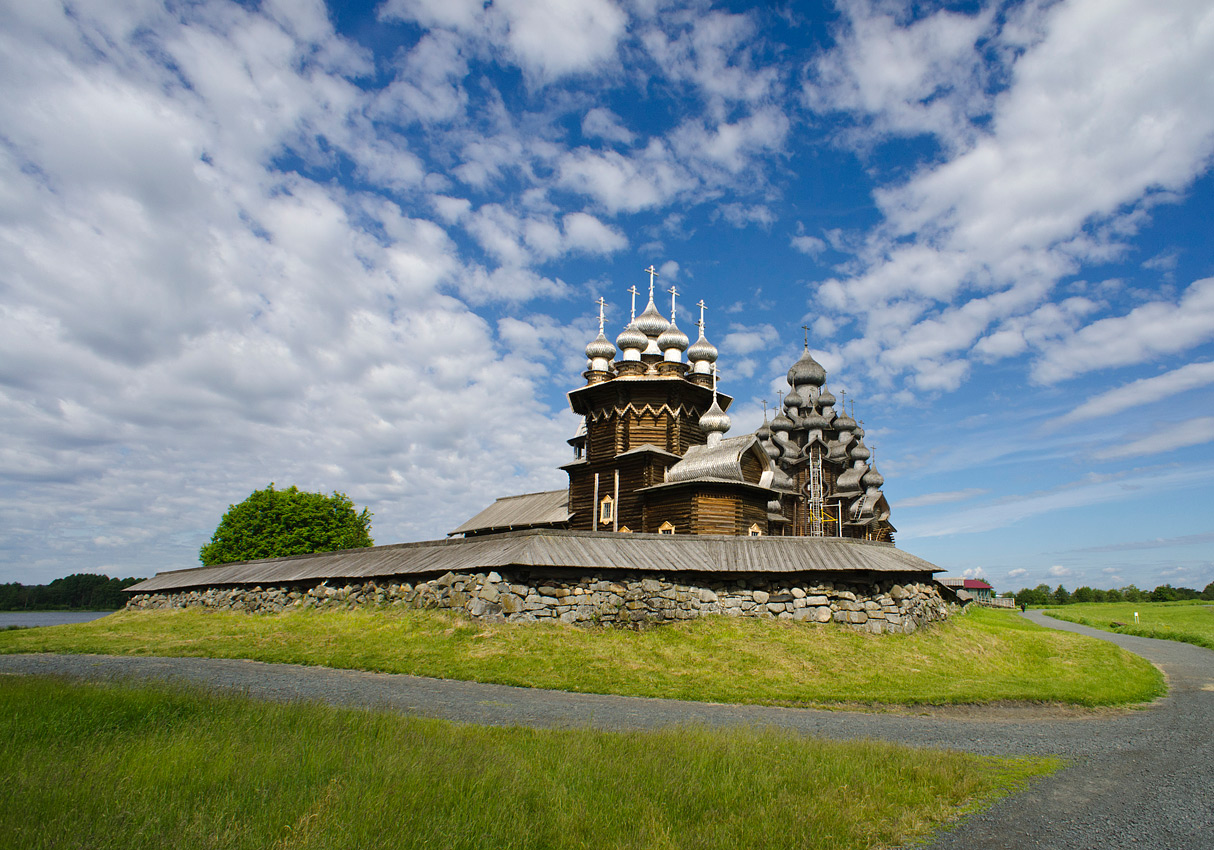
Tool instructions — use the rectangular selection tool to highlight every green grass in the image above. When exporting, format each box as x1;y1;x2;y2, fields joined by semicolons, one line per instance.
1044;600;1214;651
0;605;1164;706
0;675;1058;850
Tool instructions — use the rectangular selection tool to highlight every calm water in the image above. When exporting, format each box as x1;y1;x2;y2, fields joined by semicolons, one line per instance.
0;611;114;628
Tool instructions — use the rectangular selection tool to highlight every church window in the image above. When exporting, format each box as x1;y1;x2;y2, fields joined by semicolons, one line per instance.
599;495;615;525
659;521;675;535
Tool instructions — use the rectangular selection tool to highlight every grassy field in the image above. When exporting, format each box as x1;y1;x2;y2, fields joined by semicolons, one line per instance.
0;605;1164;706
1043;600;1214;651
0;675;1057;850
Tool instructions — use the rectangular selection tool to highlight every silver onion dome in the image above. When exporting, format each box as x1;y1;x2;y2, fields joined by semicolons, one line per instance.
699;399;731;436
850;439;871;462
616;321;648;353
788;348;827;387
784;386;805;412
686;331;718;365
657;320;689;353
585;331;616;361
635;296;670;339
770;409;795;433
833;406;856;432
862;464;884;489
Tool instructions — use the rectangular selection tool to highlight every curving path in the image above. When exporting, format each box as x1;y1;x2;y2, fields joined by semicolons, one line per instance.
2;611;1211;848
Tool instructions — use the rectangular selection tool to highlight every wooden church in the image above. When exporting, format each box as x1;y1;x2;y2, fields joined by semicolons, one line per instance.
454;267;895;542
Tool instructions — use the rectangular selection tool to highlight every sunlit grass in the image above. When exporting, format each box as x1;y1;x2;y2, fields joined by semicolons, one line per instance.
0;606;1163;706
1044;600;1214;651
0;675;1058;850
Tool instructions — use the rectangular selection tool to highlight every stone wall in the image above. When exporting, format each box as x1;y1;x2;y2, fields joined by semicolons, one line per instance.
126;570;953;634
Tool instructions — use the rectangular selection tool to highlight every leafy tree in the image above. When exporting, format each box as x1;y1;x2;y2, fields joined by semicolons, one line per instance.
1104;588;1122;603
1014;584;1052;607
1092;588;1108;603
1203;582;1214;601
1121;585;1145;603
199;484;373;566
1072;586;1095;603
1052;584;1071;605
0;574;140;610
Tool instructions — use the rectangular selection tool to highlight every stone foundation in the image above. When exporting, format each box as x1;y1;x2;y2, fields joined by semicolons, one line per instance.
126;570;953;635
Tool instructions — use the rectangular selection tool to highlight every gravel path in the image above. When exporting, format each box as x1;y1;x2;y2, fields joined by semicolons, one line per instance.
2;611;1211;848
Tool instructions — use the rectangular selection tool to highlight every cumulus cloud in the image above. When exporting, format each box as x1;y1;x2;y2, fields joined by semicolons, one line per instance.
809;0;1214;392
1032;279;1214;383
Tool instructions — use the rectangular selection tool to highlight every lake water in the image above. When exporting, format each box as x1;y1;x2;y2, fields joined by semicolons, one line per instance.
0;611;114;628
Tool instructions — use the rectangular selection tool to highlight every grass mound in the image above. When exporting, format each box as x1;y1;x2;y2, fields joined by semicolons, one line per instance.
0;675;1058;850
0;605;1163;706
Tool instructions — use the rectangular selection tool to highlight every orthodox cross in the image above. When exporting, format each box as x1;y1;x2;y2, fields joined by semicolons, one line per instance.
802;324;810;349
596;296;607;334
668;284;679;321
645;264;659;299
761;399;769;419
839;389;846;414
626;285;639;322
776;389;785;409
697;300;707;335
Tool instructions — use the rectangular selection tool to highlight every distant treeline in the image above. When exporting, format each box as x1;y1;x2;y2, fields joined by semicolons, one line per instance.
0;573;142;611
1010;582;1214;607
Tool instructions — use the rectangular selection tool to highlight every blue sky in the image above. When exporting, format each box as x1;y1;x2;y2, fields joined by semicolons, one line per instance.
1;0;1212;594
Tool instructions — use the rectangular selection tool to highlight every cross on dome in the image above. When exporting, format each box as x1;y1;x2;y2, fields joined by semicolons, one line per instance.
668;285;679;321
645;264;659;298
596;296;607;334
802;324;810;349
697;300;707;333
627;285;639;322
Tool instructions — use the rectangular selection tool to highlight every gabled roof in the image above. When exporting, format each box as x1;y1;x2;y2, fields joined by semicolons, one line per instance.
664;434;770;485
448;490;571;537
126;528;943;593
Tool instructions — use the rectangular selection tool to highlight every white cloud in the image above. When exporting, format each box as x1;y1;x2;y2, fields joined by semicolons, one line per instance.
810;0;1214;392
897;488;989;508
721;323;778;356
1033;278;1214;383
1047;565;1071;577
581;107;636;145
1094;417;1214;460
1007;568;1028;579
806;1;996;148
381;0;627;82
962;567;986;579
1060;361;1214;424
791;234;826;256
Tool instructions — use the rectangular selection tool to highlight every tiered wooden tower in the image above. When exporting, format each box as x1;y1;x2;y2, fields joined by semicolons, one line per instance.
564;267;895;541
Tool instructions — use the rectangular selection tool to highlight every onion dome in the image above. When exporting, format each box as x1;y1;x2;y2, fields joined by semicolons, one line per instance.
585;332;615;362
657;320;689;359
784;386;805;412
762;438;781;461
770;408;795;433
616;321;647;356
833;406;856;432
818;386;836;410
850;438;871;462
862;464;884;489
699;398;731;438
686;330;718;366
802;407;830;430
788;348;827;387
635;295;670;339
755;413;772;442
767;498;783;514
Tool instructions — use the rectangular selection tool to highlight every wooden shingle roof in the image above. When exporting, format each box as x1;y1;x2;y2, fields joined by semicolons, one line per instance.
126;528;942;593
448;490;572;536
